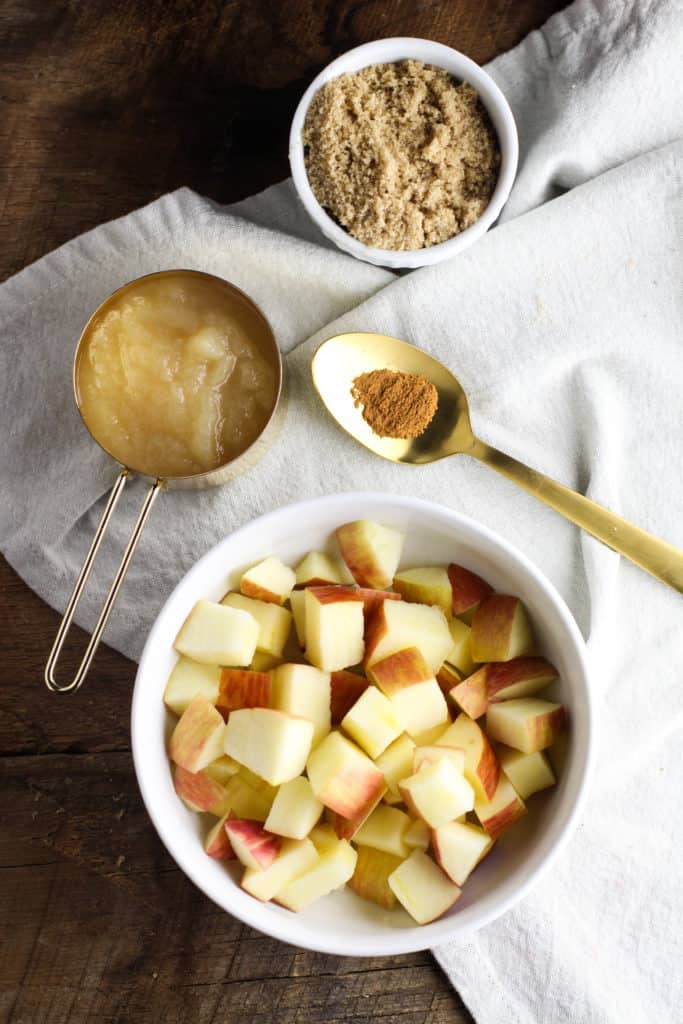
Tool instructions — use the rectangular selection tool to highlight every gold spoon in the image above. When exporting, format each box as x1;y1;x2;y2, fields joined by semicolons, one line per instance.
312;332;683;594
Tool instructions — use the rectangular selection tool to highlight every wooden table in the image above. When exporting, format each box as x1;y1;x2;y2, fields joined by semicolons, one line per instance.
1;2;566;1020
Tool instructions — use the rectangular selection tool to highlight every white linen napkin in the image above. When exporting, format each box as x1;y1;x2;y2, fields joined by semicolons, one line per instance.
1;1;682;1021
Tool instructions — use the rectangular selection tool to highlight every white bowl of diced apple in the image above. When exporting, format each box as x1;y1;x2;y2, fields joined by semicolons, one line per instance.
132;492;593;956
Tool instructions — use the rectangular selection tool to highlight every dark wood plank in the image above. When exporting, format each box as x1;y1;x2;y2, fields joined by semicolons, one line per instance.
0;1;568;1020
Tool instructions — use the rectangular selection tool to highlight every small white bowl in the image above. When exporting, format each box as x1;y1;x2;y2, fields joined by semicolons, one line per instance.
289;38;518;269
132;492;594;956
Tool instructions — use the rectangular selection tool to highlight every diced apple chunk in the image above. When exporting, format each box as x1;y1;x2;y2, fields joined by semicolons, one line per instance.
240;556;296;605
272;663;331;745
375;733;416;802
437;713;500;802
449;666;488;719
304;586;365;671
486;699;566;753
169;693;226;773
486;657;558;701
330;670;370;724
224;708;314;785
498;746;556;800
307;731;386;822
435;661;462;699
447;564;493;621
348;846;403;910
222;772;274;821
174;599;258;666
336;520;404;589
276;840;357;911
393;567;452;617
241;838;319;901
309;822;340;854
204;754;241;785
399;758;475;829
222;592;291;658
225;819;281;870
368;646;449;737
413;744;465;776
432;821;494;885
216;668;272;717
364;601;452;674
249;651;283;672
204;814;236;860
294;551;345;587
164;657;220;716
404;818;430;851
475;774;527;839
354;804;411;858
388;849;461;924
446;618;476;676
471;595;533;663
289;589;307;648
173;763;228;813
264;776;324;839
342;686;402;759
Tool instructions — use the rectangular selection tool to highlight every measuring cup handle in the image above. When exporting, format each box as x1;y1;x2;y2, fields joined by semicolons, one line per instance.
44;469;164;694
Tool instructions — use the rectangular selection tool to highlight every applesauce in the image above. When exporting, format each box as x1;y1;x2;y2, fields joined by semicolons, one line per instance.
76;272;279;477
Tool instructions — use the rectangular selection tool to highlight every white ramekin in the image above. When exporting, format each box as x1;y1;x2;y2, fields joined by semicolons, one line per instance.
132;492;594;957
288;37;518;269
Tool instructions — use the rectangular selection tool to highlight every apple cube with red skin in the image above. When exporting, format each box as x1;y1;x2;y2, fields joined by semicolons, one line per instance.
164;657;220;717
375;733;416;802
294;551;345;587
240;556;296;605
265;776;324;839
353;804;411;858
342;686;402;759
304;586;365;672
216;668;272;717
392;567;452;617
336;520;404;589
497;745;556;800
330;670;370;724
222;592;292;658
449;666;489;719
475;775;527;840
364;600;453;674
272;663;331;745
173;763;228;814
169;694;226;773
486;657;558;702
436;660;462;699
447;564;494;621
446;618;476;676
204;814;236;860
307;731;386;823
399;758;475;829
224;708;314;786
437;713;500;803
225;819;281;870
241;837;319;902
275;840;357;911
356;588;402;627
471;595;533;663
413;744;466;776
348;845;404;910
388;849;461;924
486;698;566;753
174;599;258;666
432;821;494;886
368;646;449;737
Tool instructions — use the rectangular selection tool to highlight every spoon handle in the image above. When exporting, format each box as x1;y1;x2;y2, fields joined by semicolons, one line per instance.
470;438;683;593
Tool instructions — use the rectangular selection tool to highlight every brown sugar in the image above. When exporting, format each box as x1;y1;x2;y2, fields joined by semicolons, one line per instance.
351;369;438;439
302;59;500;251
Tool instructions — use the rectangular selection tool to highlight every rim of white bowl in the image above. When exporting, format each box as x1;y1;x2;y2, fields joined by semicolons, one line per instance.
132;492;595;957
288;38;519;269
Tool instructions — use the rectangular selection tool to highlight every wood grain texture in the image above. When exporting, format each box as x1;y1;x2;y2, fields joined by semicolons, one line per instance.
0;1;567;1021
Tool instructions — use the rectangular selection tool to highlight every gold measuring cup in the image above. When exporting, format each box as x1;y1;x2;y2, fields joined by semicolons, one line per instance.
45;269;283;695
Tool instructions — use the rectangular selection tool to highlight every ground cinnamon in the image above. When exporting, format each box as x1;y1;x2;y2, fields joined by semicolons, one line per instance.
351;369;438;439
